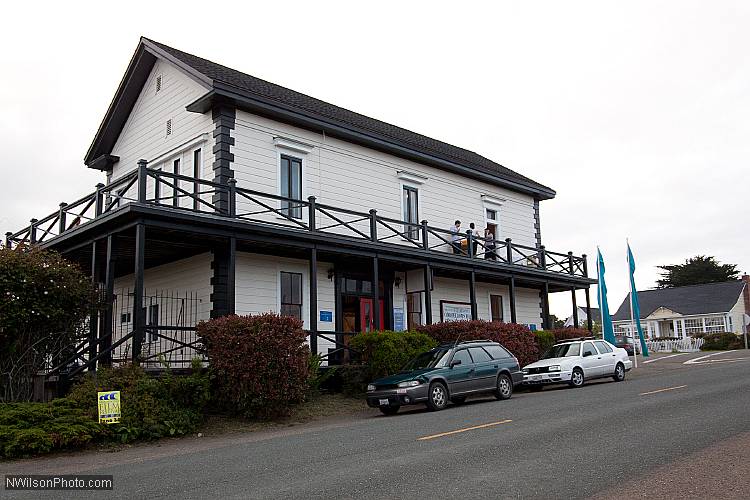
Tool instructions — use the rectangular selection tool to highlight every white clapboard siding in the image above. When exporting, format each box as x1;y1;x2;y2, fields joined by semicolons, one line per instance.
235;252;336;357
429;277;542;329
232;110;539;248
728;292;747;334
108;59;213;189
112;253;213;320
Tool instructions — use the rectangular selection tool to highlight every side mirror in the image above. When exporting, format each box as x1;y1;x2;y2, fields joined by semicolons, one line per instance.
450;359;462;368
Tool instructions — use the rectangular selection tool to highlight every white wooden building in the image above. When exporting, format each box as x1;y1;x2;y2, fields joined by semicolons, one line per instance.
5;38;595;368
612;278;749;339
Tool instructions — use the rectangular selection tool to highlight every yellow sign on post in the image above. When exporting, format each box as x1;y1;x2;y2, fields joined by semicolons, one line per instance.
97;391;121;424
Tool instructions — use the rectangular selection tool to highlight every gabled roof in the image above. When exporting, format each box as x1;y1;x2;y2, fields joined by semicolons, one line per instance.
85;37;556;199
612;281;746;321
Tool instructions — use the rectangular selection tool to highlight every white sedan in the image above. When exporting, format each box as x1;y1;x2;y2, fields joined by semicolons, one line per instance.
522;338;632;389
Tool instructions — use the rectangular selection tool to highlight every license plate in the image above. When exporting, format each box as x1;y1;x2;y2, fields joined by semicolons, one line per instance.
379;399;389;406
530;375;542;381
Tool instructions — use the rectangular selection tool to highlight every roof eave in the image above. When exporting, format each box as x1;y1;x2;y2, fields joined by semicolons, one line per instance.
187;86;556;200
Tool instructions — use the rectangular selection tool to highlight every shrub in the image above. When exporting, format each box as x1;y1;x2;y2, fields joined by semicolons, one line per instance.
699;332;744;351
197;314;309;419
549;328;592;342
349;331;437;382
67;360;210;442
0;247;97;401
534;330;556;354
0;399;110;459
417;321;539;367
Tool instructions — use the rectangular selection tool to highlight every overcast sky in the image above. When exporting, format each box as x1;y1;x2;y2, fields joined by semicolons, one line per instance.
1;1;748;319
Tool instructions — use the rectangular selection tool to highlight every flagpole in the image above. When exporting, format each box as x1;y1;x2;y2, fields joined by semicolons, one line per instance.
597;247;605;341
627;239;638;369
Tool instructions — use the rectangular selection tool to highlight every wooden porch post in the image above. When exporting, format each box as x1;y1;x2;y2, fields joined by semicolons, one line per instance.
571;287;579;328
131;223;146;363
509;277;517;324
372;255;381;330
584;286;593;332
100;234;117;366
309;247;318;354
469;270;478;320
542;281;551;329
423;264;433;325
88;240;101;372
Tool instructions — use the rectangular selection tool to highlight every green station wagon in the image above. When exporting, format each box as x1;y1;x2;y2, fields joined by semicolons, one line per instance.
366;340;523;415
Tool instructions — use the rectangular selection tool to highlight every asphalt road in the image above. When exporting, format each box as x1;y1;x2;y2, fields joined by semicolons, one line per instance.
5;350;750;499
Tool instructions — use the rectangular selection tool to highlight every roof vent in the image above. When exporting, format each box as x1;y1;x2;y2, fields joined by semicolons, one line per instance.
166;119;172;136
156;75;162;93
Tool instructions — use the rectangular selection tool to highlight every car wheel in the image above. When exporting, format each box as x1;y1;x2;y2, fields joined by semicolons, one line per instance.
451;396;466;405
379;406;399;416
426;382;448;411
612;362;626;382
494;373;513;400
569;368;585;388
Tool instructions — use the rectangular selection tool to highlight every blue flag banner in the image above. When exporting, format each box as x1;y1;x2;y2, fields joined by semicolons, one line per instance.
597;249;617;345
628;244;650;357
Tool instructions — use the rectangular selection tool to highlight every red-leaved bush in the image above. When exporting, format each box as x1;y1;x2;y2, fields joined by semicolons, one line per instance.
549;328;591;342
197;314;309;419
416;321;540;367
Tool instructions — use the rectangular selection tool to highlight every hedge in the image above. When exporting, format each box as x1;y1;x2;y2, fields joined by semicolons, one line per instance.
2;362;210;459
349;330;437;382
699;333;745;351
67;361;210;442
417;321;539;367
197;314;309;419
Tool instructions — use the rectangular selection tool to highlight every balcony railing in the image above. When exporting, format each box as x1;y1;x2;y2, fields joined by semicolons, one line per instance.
4;161;589;278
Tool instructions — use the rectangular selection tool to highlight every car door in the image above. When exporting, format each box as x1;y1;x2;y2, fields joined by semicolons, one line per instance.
468;347;497;391
580;342;601;378
594;341;617;376
445;348;475;395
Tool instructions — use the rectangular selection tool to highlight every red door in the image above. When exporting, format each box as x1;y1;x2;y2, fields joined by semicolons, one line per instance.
359;298;385;332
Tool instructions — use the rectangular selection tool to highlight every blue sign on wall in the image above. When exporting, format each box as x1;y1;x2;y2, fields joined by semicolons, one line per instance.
320;311;333;322
393;308;405;331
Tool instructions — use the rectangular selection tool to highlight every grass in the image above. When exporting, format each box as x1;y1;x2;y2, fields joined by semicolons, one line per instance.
198;393;369;437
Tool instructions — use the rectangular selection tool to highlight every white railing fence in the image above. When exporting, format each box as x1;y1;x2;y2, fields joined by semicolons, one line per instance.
645;338;704;353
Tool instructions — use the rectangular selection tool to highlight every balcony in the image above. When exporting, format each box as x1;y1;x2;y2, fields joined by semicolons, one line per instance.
5;161;590;280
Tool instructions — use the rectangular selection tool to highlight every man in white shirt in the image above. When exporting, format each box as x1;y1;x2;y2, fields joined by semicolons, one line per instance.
449;220;462;254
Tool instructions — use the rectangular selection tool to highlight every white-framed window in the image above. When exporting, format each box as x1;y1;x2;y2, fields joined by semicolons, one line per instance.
273;137;314;220
402;185;419;240
684;318;703;335
280;154;303;219
280;271;303;320
704;316;726;333
481;195;504;242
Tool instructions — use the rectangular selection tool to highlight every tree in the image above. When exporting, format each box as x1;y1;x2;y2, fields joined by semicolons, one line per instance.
657;255;739;289
0;247;96;401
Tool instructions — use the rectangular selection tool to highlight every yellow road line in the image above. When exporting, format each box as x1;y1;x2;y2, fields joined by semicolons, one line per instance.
417;419;512;441
639;384;687;396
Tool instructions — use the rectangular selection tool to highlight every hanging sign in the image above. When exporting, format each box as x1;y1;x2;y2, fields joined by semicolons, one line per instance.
98;391;121;424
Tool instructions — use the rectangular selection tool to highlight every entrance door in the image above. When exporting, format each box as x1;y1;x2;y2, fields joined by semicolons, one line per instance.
359;298;385;332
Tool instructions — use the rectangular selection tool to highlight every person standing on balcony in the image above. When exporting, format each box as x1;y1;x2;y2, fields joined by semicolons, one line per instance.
469;222;481;256
484;226;497;260
450;220;462;254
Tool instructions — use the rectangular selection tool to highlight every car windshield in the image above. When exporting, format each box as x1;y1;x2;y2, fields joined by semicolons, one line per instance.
541;343;581;359
402;348;451;371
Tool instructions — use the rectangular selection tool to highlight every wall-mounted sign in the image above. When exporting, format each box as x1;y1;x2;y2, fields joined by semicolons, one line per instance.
440;301;472;322
393;307;405;331
98;391;121;424
320;311;333;322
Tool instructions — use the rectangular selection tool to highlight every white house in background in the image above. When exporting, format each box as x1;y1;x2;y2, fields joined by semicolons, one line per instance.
564;307;601;328
5;38;595;369
611;277;750;339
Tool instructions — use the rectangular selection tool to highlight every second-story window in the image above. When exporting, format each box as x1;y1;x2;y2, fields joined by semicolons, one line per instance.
280;155;302;219
402;185;419;240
